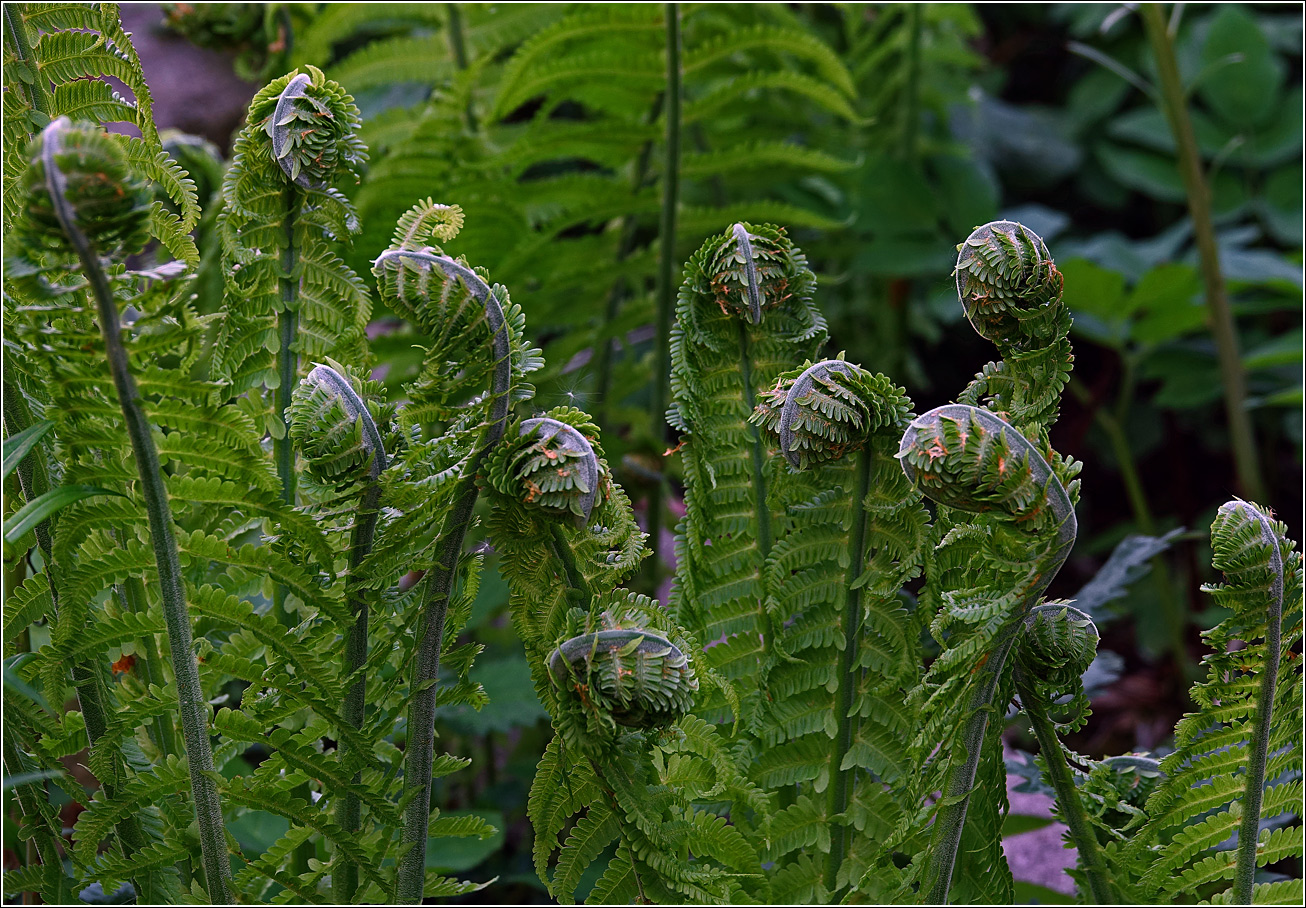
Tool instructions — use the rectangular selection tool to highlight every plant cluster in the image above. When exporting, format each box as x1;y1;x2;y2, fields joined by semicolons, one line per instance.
3;4;1301;906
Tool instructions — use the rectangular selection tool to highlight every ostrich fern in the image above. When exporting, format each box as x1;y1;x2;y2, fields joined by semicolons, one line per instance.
4;9;1301;905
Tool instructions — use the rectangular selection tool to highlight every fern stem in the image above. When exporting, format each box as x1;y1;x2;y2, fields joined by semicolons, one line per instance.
275;190;301;507
645;1;682;590
1012;666;1115;904
548;521;594;602
444;2;477;131
311;366;391;904
825;448;872;892
739;322;773;558
3;5;52;117
1232;503;1284;904
40;123;233;903
925;628;1016;904
395;280;512;904
333;487;381;902
1141;4;1265;504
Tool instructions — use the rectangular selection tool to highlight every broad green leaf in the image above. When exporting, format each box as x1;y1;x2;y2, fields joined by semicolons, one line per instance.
1244;329;1304;370
1129;263;1205;345
2;420;54;482
1199;5;1285;129
3;486;124;545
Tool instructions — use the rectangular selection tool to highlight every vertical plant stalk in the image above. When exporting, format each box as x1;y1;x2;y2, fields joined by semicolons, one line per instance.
392;254;512;904
39;119;232;904
443;2;477;131
1230;501;1283;904
645;1;682;589
1011;665;1114;903
272;187;301;626
296;365;390;904
826;448;871;891
900;404;1077;904
1141;4;1265;503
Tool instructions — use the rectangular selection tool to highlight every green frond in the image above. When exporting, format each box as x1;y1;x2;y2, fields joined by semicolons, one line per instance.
1121;500;1303;903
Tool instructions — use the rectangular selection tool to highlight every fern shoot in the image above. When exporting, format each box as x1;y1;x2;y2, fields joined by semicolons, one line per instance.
1121;500;1303;904
370;207;515;902
217;66;369;536
289;362;389;903
20;116;233;904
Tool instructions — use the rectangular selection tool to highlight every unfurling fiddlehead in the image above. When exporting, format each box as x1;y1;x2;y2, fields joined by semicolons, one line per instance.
513;417;602;524
372;233;513;904
548;608;698;732
218;65;369;538
21;117;232;904
895;403;1077;904
752;357;926;896
954;220;1070;443
1011;604;1114;904
289;361;391;903
1118;500;1303;904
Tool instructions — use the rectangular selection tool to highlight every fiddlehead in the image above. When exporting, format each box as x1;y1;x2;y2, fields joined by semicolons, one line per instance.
19;116;233;903
289;362;391;903
892;403;1077;904
751;356;928;898
954;220;1071;444
1010;604;1114;903
1120;500;1303;904
669;222;825;722
548;608;699;733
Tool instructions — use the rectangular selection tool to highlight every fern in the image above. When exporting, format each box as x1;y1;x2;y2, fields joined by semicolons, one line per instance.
1111;501;1304;903
485;406;761;902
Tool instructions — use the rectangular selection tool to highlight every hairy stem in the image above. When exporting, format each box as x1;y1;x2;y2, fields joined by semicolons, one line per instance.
41;122;232;903
1232;504;1284;904
1141;3;1264;503
645;1;682;590
825;448;871;892
1013;667;1115;904
273;189;301;623
924;629;1017;904
444;2;477;131
739;322;773;560
395;276;512;904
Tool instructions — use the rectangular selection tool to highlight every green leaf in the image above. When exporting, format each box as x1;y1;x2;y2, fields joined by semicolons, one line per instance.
2;420;54;481
1059;258;1128;347
1128;263;1205;345
424;810;505;873
1244;329;1304;370
3;485;124;545
1002;813;1056;837
1199;5;1285;129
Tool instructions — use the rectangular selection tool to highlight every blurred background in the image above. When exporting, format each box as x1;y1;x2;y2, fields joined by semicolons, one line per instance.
122;3;1302;901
